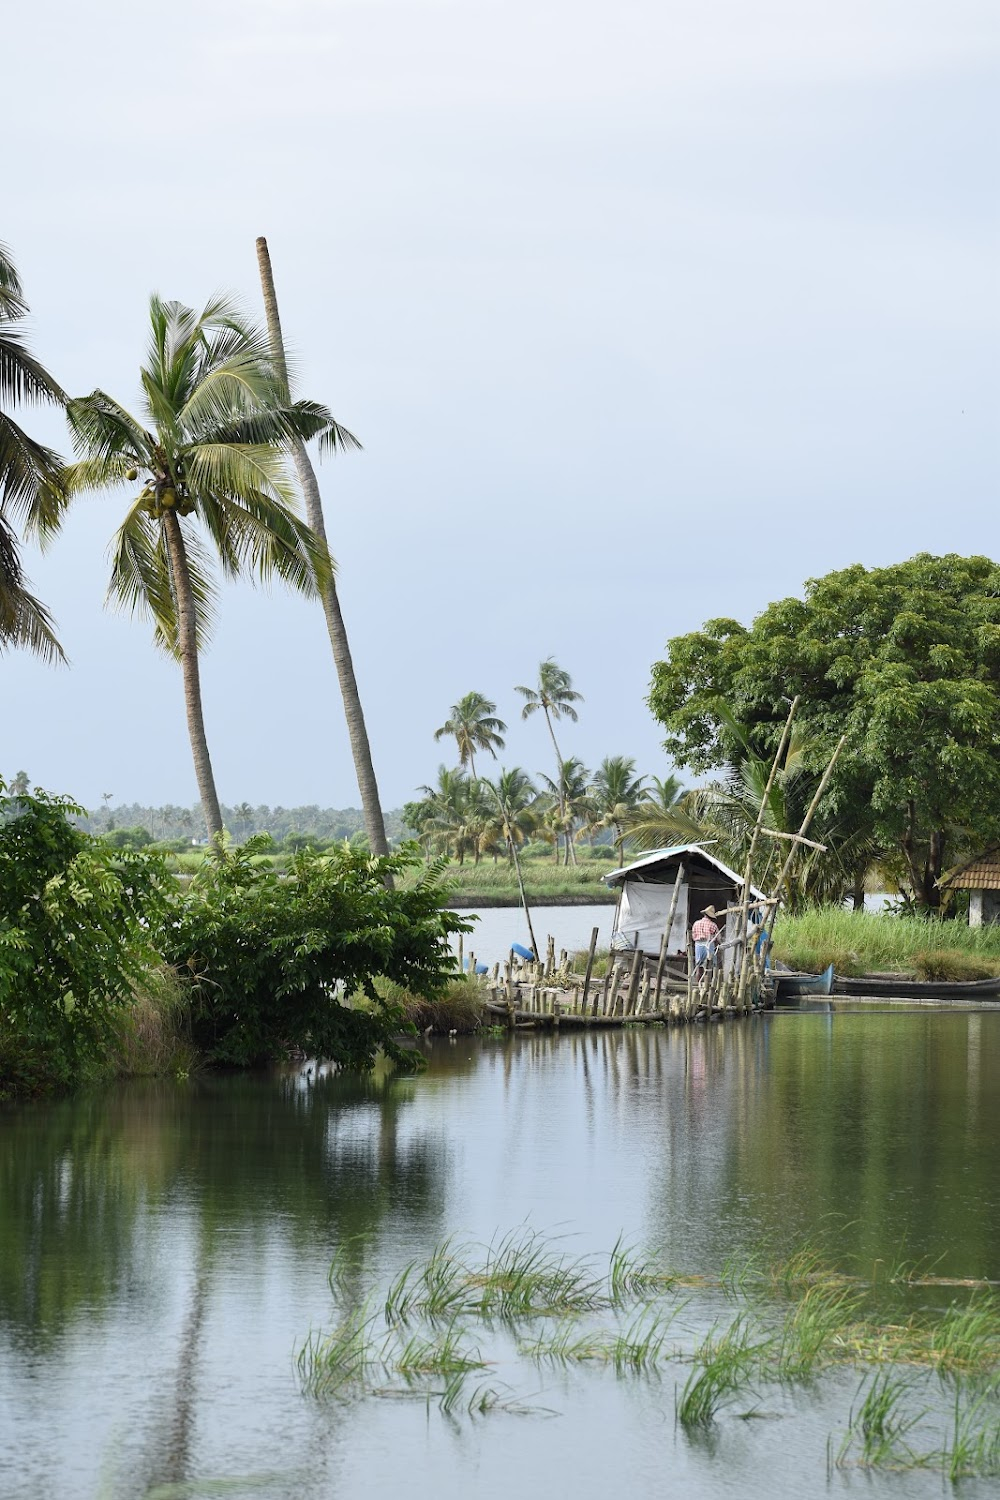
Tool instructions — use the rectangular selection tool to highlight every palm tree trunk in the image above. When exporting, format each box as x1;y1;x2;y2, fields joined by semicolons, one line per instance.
161;509;223;839
255;237;390;860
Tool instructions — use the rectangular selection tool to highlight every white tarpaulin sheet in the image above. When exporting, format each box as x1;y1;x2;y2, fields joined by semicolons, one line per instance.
616;879;688;955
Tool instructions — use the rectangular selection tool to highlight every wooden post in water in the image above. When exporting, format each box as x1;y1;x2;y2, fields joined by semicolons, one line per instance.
625;947;643;1016
580;926;599;1013
457;933;464;975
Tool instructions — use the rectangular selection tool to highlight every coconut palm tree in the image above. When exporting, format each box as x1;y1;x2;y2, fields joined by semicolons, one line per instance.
56;294;331;839
479;767;541;958
515;658;582;855
623;773;705;852
0;242;66;662
434;692;506;779
587;756;648;863
254;238;391;860
538;756;590;865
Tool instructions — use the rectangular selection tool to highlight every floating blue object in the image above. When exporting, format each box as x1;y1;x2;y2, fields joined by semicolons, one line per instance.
511;942;535;961
464;959;489;975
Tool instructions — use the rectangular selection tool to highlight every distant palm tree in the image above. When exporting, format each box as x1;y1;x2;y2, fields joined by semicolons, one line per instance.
516;658;582;854
57;294;331;840
479;767;541;958
538;756;590;865
623;773;705;852
233;802;255;840
0;242;66;663
434;692;507;780
587;756;648;863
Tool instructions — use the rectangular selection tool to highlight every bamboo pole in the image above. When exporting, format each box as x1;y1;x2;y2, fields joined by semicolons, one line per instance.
735;697;800;1007
580;926;599;1013
625;947;643;1016
763;734;848;965
654;862;686;1009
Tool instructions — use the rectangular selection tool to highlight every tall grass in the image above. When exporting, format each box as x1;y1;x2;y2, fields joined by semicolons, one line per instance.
771;907;1000;978
108;965;197;1079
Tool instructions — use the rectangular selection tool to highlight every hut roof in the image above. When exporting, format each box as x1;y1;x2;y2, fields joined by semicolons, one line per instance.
602;843;766;898
949;861;1000;891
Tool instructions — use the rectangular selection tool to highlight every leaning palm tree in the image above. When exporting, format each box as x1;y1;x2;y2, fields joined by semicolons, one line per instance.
0;242;66;662
56;294;331;839
434;692;506;779
254;238;391;859
516;658;583;854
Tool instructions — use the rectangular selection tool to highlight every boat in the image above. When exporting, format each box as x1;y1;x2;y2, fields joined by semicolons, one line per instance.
773;963;835;1002
832;973;1000;1001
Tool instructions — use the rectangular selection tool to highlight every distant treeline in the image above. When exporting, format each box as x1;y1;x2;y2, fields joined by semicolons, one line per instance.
72;801;412;846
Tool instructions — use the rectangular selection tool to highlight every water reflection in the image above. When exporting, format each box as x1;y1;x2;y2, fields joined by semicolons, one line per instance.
1;1011;999;1499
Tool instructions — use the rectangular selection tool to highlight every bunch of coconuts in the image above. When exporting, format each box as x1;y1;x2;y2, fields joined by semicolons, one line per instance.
129;467;195;517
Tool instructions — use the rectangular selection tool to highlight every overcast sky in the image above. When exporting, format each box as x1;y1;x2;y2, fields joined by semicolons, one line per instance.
4;0;997;816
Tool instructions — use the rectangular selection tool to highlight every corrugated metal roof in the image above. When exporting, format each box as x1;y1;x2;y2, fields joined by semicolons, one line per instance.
950;862;1000;891
602;842;766;899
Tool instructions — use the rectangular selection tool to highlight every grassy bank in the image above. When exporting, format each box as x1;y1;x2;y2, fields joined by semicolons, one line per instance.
771;907;1000;979
402;855;617;908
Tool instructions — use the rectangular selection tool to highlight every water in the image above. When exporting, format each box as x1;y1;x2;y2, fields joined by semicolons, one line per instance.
2;1009;1000;1499
450;902;615;964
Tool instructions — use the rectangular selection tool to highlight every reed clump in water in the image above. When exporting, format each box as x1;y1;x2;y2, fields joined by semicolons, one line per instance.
298;1229;1000;1473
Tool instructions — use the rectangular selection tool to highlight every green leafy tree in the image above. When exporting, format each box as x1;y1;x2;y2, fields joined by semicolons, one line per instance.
0;243;65;662
434;692;506;779
56;295;332;840
0;781;167;1095
157;840;467;1069
649;554;1000;910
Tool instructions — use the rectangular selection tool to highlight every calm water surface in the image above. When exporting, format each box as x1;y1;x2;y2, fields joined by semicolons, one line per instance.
2;1008;1000;1499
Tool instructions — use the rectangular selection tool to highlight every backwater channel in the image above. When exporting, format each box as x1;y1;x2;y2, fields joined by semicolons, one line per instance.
3;974;1000;1497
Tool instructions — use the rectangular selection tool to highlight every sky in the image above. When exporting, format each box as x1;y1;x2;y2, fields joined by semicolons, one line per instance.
4;0;997;816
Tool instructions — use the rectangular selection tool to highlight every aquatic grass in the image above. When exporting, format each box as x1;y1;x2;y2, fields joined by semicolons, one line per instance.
473;1227;606;1318
608;1236;676;1303
834;1369;928;1471
775;1281;866;1379
675;1313;770;1427
391;1322;489;1380
940;1386;1000;1481
927;1295;1000;1374
297;1301;381;1397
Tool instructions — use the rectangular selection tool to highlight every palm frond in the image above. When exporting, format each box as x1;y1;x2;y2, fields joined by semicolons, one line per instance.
0;512;64;662
0;329;67;406
317;414;363;456
0;410;64;514
195;482;329;594
106;503;219;655
0;241;28;321
66;393;152;464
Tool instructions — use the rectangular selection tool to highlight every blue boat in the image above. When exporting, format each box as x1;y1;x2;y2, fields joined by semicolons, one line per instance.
773;963;835;1003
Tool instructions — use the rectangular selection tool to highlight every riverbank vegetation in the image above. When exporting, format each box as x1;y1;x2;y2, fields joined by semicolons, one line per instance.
0;782;466;1101
650;554;1000;913
299;1228;1000;1477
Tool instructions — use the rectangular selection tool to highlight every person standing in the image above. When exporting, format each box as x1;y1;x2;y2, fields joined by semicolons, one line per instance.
691;905;722;978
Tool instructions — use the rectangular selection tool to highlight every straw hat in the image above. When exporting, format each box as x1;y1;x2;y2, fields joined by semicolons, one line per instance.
702;904;721;918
